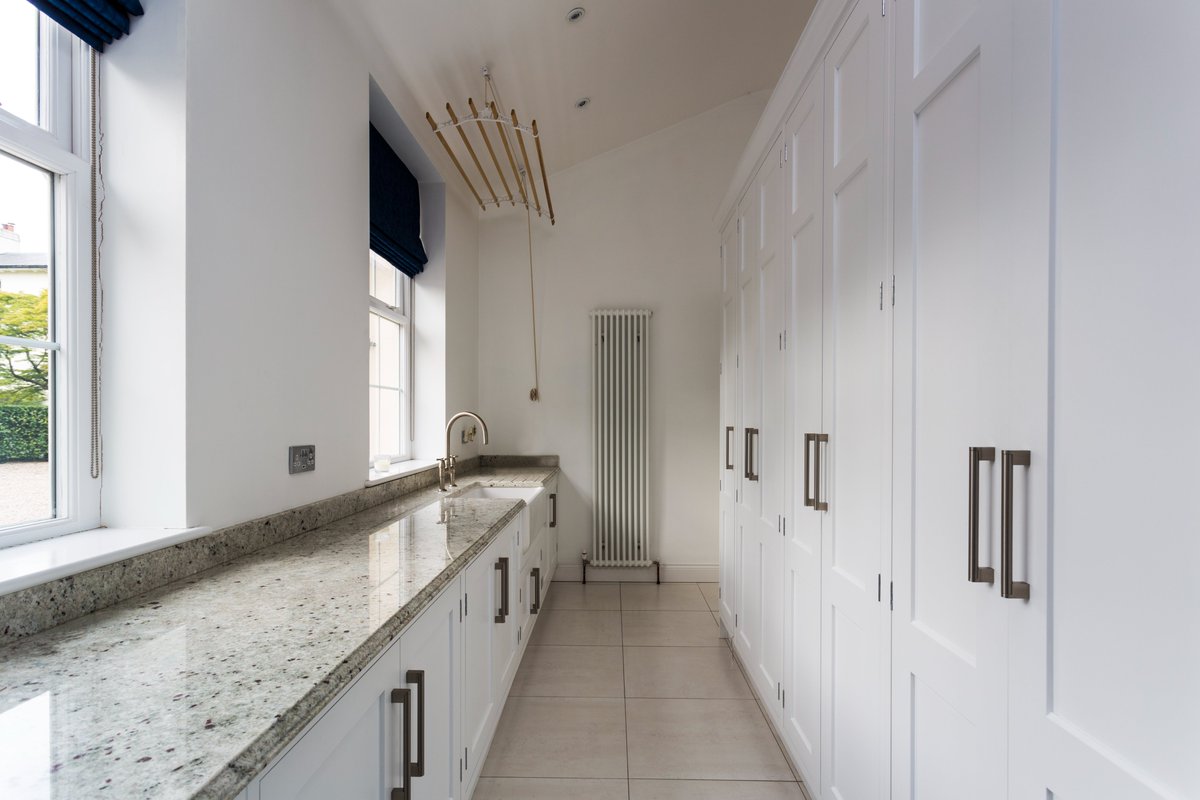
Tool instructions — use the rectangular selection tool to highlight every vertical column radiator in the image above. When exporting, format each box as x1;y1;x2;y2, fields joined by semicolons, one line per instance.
590;309;652;567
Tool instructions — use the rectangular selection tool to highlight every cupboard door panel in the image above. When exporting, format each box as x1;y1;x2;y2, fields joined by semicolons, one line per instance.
820;2;890;799
890;1;1015;798
260;641;401;800
783;72;824;786
400;586;460;800
1012;2;1198;798
756;137;787;715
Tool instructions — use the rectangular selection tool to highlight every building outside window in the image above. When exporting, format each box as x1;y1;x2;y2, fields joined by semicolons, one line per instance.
0;0;96;543
368;251;413;472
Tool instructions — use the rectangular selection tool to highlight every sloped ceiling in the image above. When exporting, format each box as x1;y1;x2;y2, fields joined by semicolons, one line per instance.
340;0;815;182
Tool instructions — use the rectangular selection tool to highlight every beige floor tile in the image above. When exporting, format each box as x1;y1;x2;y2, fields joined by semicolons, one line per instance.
483;697;627;778
511;646;625;697
626;698;793;780
621;583;709;611
530;609;622;646
474;777;629;799
622;610;723;647
630;779;805;799
698;582;720;611
623;646;752;698
543;582;621;610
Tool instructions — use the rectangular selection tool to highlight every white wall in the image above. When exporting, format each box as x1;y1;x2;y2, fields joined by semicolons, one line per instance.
101;0;479;530
477;92;767;576
100;0;189;527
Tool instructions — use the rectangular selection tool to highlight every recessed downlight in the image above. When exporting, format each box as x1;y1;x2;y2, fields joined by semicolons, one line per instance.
574;97;591;109
566;7;586;23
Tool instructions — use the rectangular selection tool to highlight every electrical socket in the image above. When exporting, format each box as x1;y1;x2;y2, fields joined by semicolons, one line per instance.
461;425;477;444
288;445;316;474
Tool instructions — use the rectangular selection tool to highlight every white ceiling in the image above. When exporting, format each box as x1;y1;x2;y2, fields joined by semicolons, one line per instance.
342;0;816;182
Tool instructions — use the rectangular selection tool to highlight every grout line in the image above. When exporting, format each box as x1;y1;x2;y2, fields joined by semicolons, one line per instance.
620;583;631;799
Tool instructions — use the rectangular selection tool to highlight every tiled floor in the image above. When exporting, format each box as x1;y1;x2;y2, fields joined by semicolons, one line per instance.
477;582;810;800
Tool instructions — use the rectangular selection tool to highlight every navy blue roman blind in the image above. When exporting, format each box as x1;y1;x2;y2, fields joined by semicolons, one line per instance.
26;0;143;51
370;124;428;278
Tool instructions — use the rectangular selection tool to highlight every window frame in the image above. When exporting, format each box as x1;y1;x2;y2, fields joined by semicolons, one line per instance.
367;251;414;469
0;19;97;547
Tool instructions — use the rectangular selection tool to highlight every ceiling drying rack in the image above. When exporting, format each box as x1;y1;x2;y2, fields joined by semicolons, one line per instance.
425;67;556;226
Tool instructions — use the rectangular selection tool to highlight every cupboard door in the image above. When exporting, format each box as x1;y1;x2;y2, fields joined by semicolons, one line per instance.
260;640;402;800
1011;3;1198;798
462;536;503;796
819;2;891;799
889;0;1021;798
735;191;762;664
719;215;741;632
399;584;460;800
494;523;521;695
755;135;787;719
782;71;824;786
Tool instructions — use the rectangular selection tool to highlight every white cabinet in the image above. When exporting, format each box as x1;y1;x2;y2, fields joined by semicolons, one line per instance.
254;514;541;800
259;639;403;800
461;520;519;799
722;1;1197;799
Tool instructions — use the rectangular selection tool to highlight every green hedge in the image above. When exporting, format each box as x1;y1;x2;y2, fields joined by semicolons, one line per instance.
0;406;49;462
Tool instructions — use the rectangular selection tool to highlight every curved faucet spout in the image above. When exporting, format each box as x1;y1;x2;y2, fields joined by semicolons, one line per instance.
440;411;490;491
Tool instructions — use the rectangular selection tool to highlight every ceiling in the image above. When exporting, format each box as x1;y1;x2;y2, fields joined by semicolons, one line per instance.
342;0;816;182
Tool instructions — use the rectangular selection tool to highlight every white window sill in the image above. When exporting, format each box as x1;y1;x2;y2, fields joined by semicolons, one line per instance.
366;458;439;487
0;525;213;596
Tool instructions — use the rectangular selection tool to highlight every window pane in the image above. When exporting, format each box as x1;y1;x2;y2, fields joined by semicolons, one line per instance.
371;255;396;306
0;0;40;127
0;151;54;530
377;315;401;388
377;388;400;457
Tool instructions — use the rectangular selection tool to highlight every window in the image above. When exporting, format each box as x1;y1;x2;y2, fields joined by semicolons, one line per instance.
368;251;412;471
0;2;94;544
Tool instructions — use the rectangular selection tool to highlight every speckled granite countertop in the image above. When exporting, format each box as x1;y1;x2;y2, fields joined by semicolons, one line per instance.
0;466;557;799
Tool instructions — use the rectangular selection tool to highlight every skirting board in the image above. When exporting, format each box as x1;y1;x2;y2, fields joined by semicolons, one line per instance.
553;564;718;583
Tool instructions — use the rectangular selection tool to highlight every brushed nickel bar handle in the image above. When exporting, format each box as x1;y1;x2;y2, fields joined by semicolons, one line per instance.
405;670;426;777
812;433;829;511
968;447;996;584
390;687;411;800
495;557;509;623
746;428;760;482
1000;450;1031;599
803;433;816;507
743;428;751;480
531;568;541;614
549;493;558;528
725;426;735;471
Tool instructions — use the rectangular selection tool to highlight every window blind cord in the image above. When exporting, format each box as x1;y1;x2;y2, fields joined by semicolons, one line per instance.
89;48;103;480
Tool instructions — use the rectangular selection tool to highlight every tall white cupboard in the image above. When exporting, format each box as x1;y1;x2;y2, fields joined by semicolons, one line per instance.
717;1;1199;799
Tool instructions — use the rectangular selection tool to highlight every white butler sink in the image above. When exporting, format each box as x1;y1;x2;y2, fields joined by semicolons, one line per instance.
453;485;543;503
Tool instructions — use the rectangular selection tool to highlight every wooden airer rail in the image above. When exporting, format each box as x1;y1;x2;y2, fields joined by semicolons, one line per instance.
425;91;555;225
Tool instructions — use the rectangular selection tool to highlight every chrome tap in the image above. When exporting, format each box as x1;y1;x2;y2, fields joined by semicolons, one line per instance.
439;411;489;491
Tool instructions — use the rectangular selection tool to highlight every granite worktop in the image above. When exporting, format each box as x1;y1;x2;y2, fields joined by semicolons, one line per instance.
0;466;557;799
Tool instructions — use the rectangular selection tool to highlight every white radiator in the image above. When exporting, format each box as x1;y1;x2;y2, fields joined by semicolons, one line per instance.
590;309;652;567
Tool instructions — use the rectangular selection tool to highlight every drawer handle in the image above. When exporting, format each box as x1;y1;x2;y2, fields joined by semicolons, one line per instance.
725;426;735;470
968;447;996;584
1000;450;1031;600
531;567;541;614
808;433;828;511
390;687;411;800
495;557;509;623
406;670;425;778
549;493;557;527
